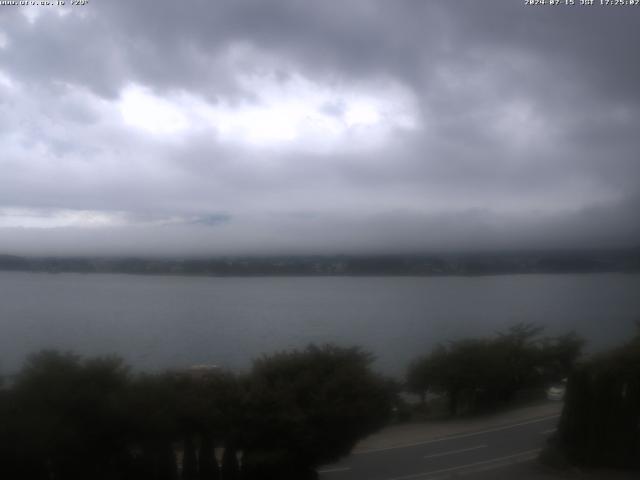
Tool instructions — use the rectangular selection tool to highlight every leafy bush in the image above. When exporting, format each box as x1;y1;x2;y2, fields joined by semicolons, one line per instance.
406;324;583;415
554;328;640;470
0;344;394;480
240;345;393;478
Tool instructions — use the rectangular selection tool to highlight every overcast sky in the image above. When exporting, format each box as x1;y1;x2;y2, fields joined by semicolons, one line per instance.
0;0;639;255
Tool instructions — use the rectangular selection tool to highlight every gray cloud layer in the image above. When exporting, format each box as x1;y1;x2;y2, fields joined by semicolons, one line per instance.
0;0;639;255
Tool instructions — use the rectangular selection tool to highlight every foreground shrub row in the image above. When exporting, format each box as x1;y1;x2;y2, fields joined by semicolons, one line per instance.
0;345;393;480
2;322;637;478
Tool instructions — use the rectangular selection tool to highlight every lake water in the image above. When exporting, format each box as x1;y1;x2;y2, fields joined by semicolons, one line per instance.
1;272;639;377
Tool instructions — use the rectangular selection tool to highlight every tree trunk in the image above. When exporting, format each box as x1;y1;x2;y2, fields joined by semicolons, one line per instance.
183;437;197;480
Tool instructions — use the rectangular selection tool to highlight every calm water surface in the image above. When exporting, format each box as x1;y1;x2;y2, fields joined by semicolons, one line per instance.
1;272;639;376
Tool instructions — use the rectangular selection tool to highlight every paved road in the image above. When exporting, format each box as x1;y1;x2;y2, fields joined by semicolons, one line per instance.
318;414;559;480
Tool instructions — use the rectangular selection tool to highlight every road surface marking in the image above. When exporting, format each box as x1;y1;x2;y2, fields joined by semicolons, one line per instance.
383;449;541;480
318;467;351;474
355;414;560;454
540;428;557;435
423;444;487;459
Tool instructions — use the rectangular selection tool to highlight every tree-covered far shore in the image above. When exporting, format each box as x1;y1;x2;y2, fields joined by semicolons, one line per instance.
2;248;639;277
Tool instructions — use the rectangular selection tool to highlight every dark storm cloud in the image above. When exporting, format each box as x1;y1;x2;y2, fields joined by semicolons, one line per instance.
0;0;639;254
1;1;446;98
444;2;640;105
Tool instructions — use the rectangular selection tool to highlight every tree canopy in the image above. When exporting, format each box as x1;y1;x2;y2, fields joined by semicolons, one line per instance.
406;324;584;415
240;345;393;478
0;345;394;480
553;325;640;470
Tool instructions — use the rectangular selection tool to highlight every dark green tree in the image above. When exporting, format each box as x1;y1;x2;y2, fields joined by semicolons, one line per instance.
0;345;394;480
240;345;394;479
539;331;584;383
5;351;131;480
554;327;640;470
406;355;433;405
407;324;583;416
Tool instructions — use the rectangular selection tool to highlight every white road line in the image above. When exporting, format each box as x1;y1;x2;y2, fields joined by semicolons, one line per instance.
540;428;557;435
423;444;487;459
383;449;541;480
354;414;560;455
318;466;351;474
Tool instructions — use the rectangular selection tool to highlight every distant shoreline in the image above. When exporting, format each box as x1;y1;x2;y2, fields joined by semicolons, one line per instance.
2;270;640;279
1;249;639;277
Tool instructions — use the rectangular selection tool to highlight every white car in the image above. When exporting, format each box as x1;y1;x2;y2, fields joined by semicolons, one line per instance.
546;378;567;401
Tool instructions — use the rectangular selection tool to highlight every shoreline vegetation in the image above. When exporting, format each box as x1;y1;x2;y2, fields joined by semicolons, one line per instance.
1;248;640;277
2;323;637;478
541;327;640;472
0;345;393;480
